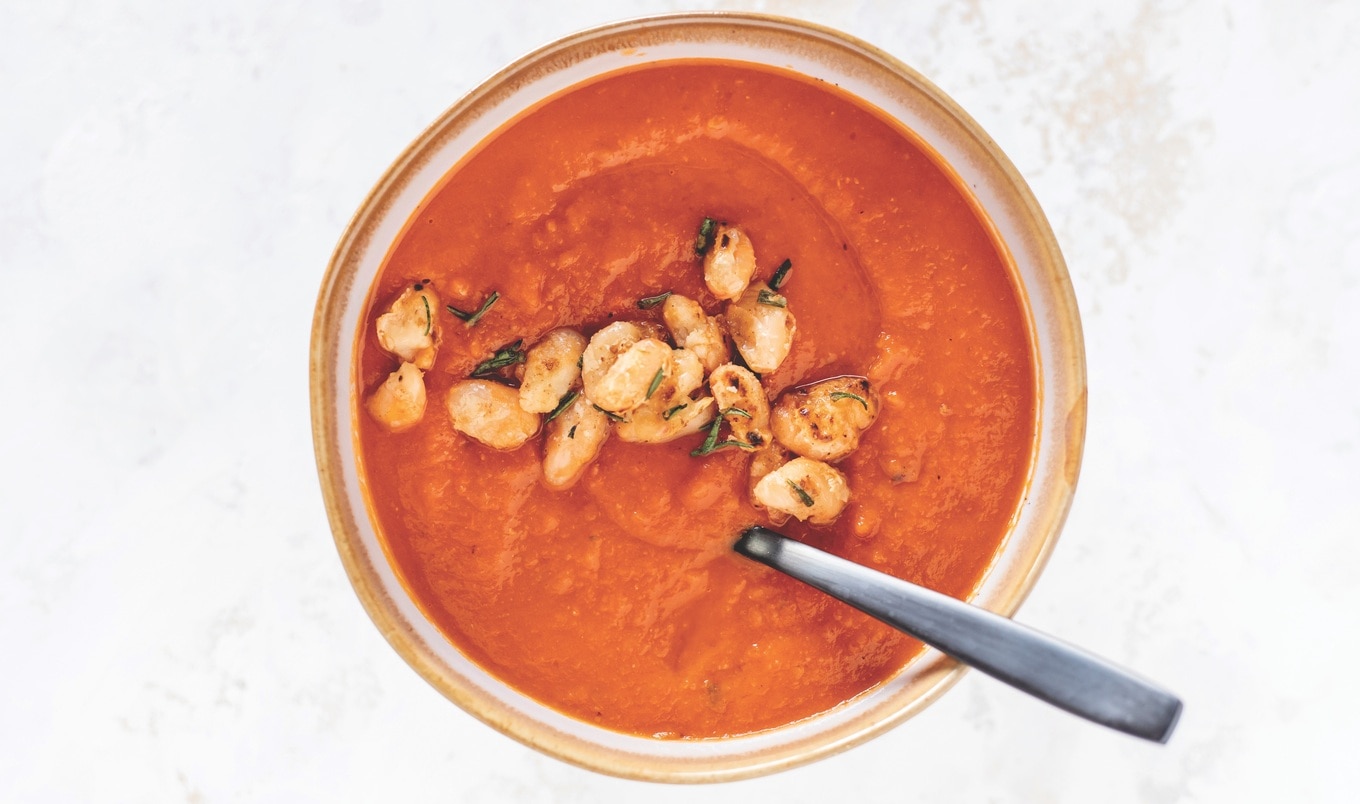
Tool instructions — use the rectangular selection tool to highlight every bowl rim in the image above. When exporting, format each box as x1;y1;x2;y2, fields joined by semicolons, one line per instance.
311;10;1086;783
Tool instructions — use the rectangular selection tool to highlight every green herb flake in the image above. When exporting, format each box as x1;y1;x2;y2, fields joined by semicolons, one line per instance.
768;258;792;290
645;367;665;400
689;407;758;457
637;291;673;309
568;424;577;439
756;289;787;308
592;404;626;422
787;480;815;507
470;339;526;377
545;390;579;423
446;291;500;327
830;391;870;410
694;217;717;255
690;412;724;456
421;295;433;336
662;404;688;421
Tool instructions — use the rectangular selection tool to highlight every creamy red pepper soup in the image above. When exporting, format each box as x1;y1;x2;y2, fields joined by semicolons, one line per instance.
355;61;1035;738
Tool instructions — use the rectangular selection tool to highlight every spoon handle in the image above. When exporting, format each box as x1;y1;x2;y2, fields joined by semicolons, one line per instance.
735;527;1182;743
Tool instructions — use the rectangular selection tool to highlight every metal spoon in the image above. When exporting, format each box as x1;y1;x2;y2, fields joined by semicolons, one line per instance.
734;526;1182;743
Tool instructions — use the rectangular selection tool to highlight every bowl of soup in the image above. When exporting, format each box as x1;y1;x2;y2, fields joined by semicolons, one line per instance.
311;12;1086;781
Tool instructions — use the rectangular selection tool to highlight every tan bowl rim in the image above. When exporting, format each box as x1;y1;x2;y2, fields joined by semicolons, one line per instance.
310;10;1086;783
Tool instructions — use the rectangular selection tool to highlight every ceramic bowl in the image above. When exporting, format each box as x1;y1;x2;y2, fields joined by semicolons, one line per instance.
310;12;1086;782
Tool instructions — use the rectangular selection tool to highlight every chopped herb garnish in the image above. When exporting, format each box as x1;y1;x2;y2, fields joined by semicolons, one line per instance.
690;407;757;457
769;258;792;290
577;354;583;369
446;291;500;327
545;390;579;423
568;424;577;439
421;295;433;336
694;216;717;255
637;291;672;309
787;479;815;507
830;391;870;410
470;339;526;377
662;404;688;421
691;412;725;456
592;404;626;422
645;367;665;400
756;289;787;308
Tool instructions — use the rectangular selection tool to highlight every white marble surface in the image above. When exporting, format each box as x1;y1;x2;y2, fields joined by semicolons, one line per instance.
3;0;1357;801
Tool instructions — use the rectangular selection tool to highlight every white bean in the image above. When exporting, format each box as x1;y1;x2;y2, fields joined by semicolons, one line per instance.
375;284;440;369
542;394;610;489
581;322;672;414
365;361;427;432
726;284;796;374
703;224;757;300
770;376;880;462
662;294;729;373
446;379;541;450
519;328;587;413
751;456;851;525
709;364;771;449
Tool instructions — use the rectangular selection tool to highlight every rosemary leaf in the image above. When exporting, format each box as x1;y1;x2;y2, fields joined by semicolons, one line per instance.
637;291;672;309
769;258;792;290
830;391;870;410
689;408;759;457
446;291;500;327
545;390;579;423
421;295;432;336
694;216;717;255
662;404;688;421
592;404;626;422
690;412;723;456
787;479;815;507
645;367;665;400
470;339;526;377
756;289;787;308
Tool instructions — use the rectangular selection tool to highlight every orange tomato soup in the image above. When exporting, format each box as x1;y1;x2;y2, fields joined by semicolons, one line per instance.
356;62;1034;738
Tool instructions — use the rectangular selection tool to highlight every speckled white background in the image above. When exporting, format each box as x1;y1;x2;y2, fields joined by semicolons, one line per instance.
3;1;1357;801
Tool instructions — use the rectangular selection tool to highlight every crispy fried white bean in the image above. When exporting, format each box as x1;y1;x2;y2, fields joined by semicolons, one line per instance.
668;348;707;401
751;457;851;525
748;444;792;525
615;396;717;444
709;364;771;449
582;322;673;414
375;284;440;369
364;361;427;433
542;394;610;489
519;328;587;413
771;376;881;462
613;347;712;443
726;284;796;374
703;224;757;300
445;379;541;450
662;294;729;373
580;321;642;399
